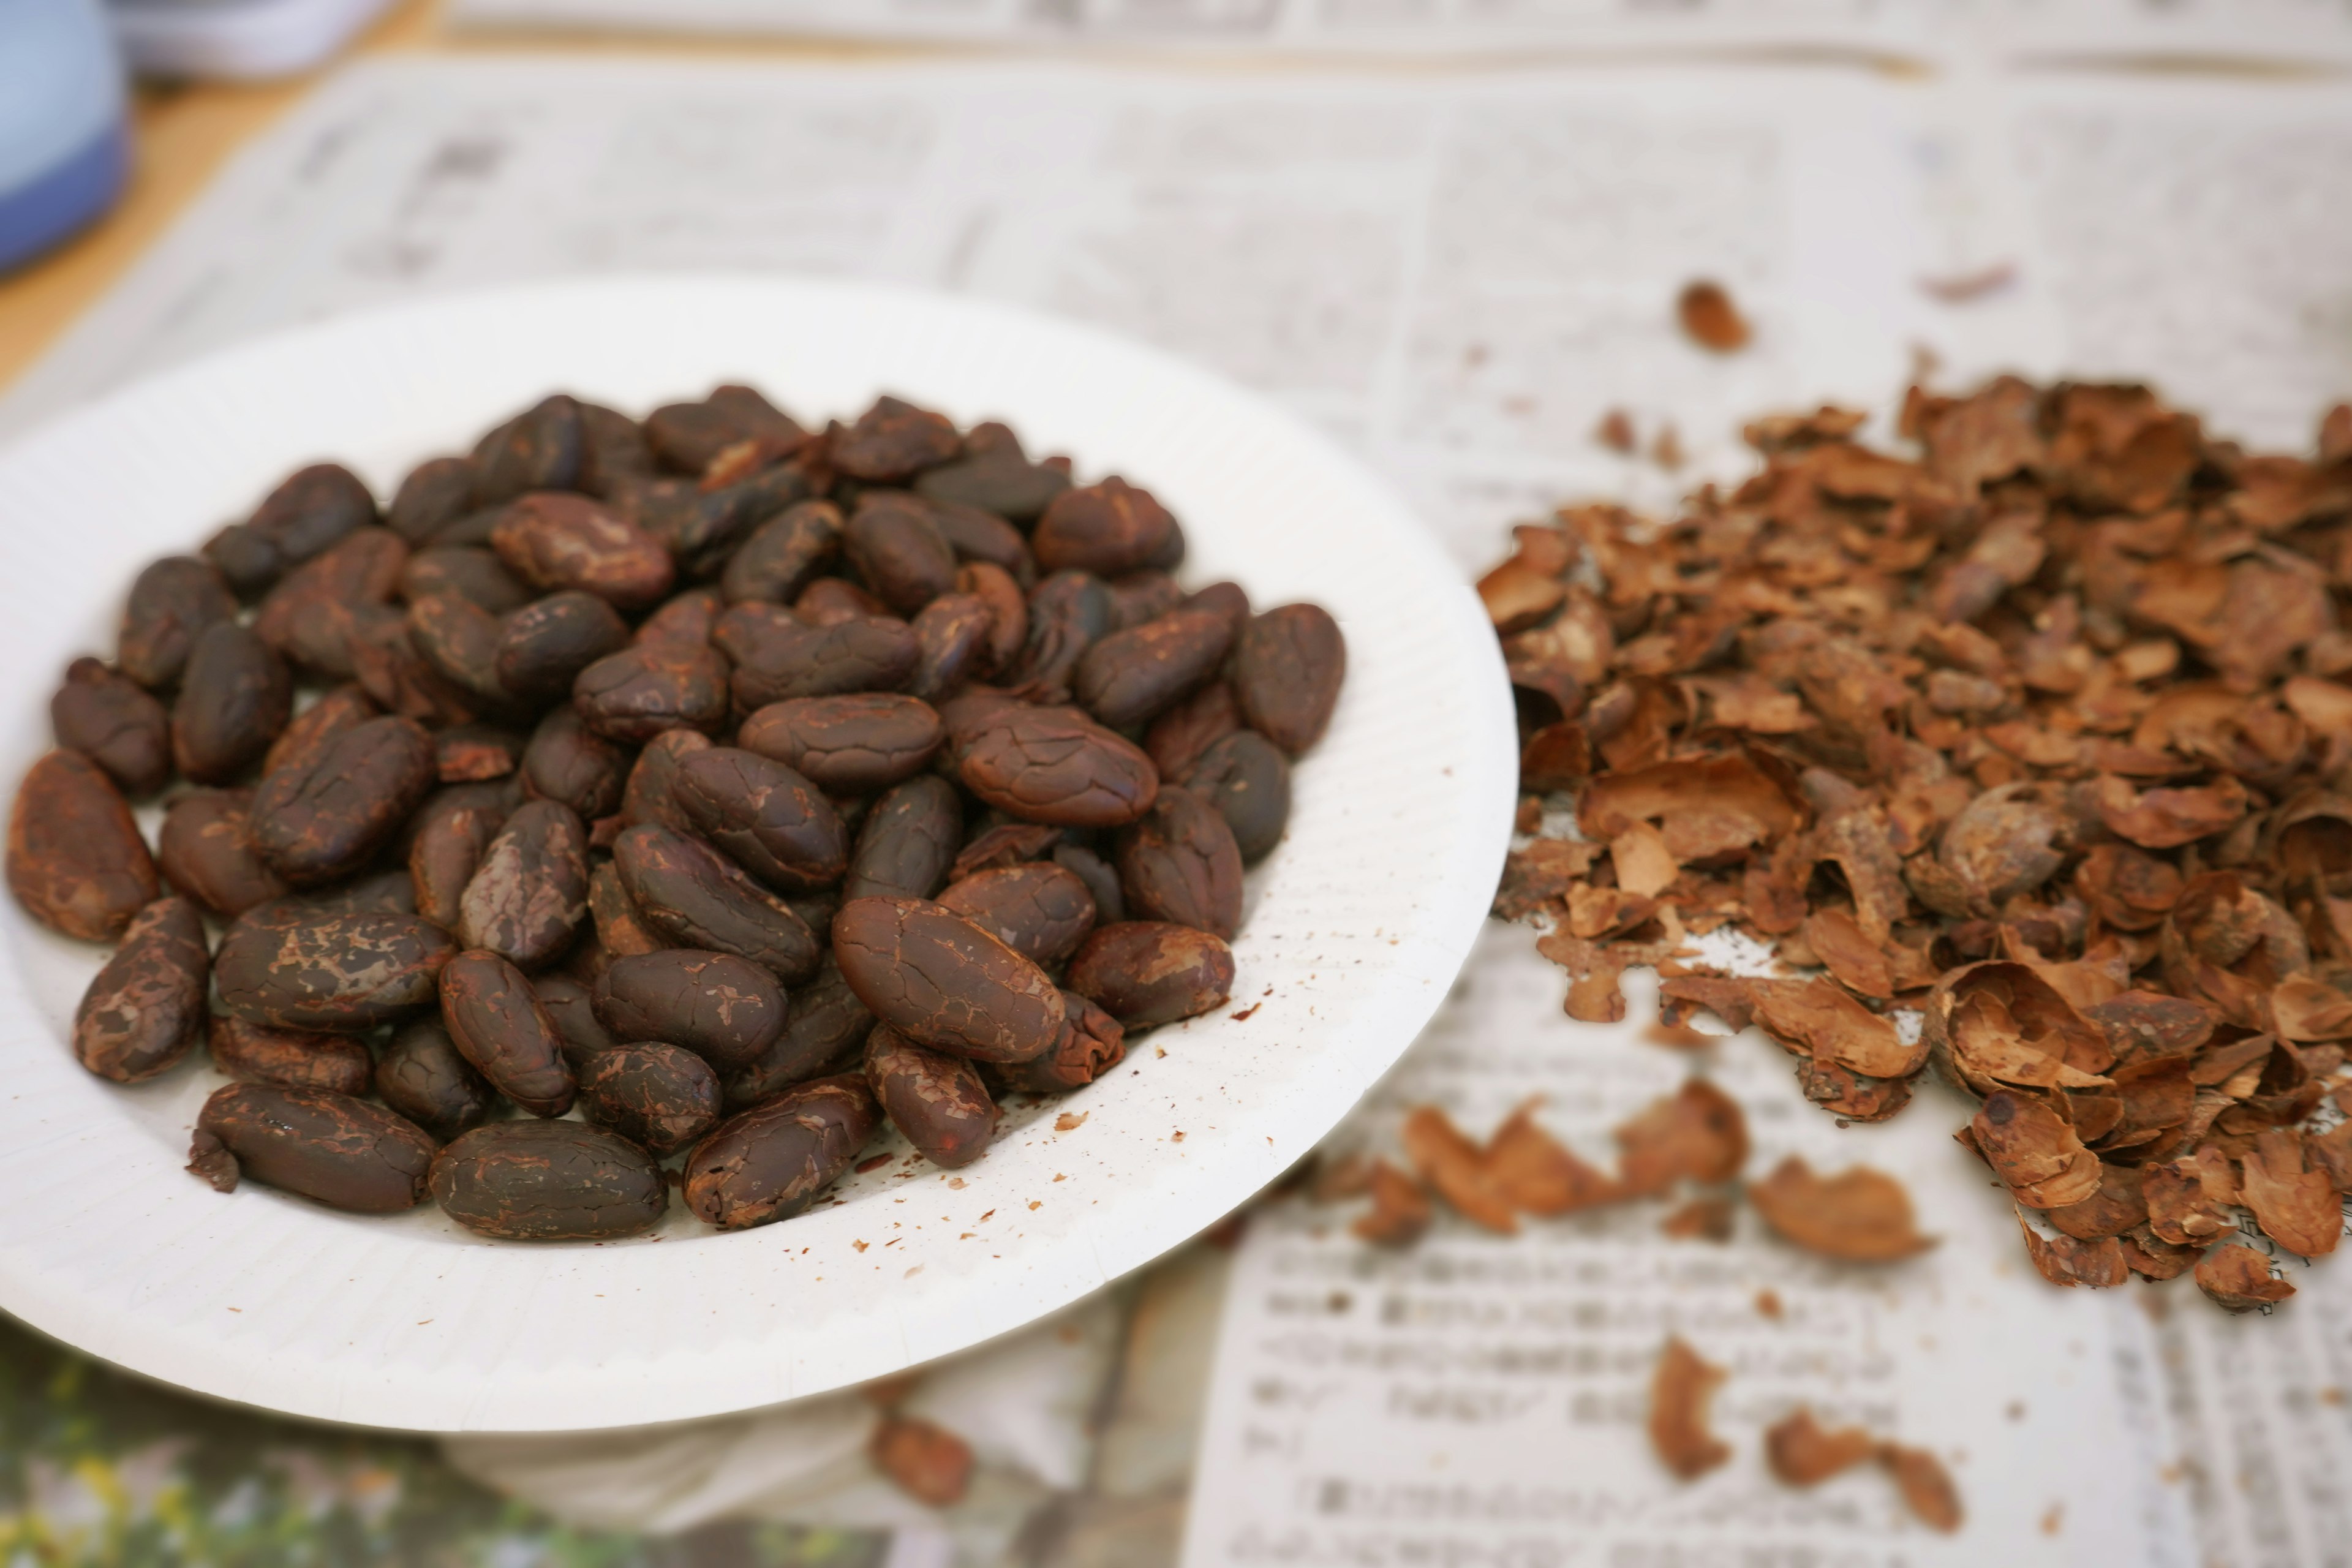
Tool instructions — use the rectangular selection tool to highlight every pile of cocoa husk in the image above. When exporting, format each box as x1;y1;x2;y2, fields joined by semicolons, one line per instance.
1480;379;2352;1311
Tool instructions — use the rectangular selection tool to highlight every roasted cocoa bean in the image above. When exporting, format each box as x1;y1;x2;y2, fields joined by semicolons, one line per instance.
592;948;785;1074
956;562;1027;675
206;464;376;597
647;385;805;473
1074;607;1234;731
997;989;1126;1093
921;494;1030;577
796;576;887;624
119;555;238;690
958;704;1159;828
456;799;589;965
1144;681;1240;779
251;715;437;887
158;789;288;918
1115;785;1243;938
620;728;712;832
843;774;962;903
844;493;957;614
1006;571;1117;703
520;706;631;820
208;1014;372;1096
1232;603;1346;753
572;644;731;742
262;683;377;778
491;492;674;611
725;953;872;1109
1183;579;1251;635
579;401;656;495
1033;478;1177;577
253;527;408;677
388;456;479;543
431;1119;666;1240
579;1043;722;1155
907;592;995;702
1182;729;1291;864
350;608;480;728
193;1083;434;1212
637;586;725;651
589;861;663;957
72;896;207;1082
172;622;292;783
914;440;1069;522
832;396;960;483
832;895;1065;1063
472;394;585;504
402;545;532;613
407;592;511;703
865;1023;995;1169
51;658;170;796
248;867;419;925
532;972;617;1068
717;606;920;709
7;750;157;940
1065;921;1234;1027
683;1075;879;1230
611;823;822;981
672;747;848;891
496;590;630;701
739;693;943;795
440;948;575;1115
214;908;454;1030
407;790;508;928
935;863;1097;967
376;1016;499;1139
436;724;525;782
1107;570;1184;630
1052;842;1125;925
950;820;1061;881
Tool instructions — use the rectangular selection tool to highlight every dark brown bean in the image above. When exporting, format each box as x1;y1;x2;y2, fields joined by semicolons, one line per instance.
1052;843;1125;925
262;683;377;778
611;477;750;576
592;949;785;1075
958;705;1159;828
375;1016;499;1140
1115;785;1243;938
206;464;377;598
208;1014;372;1096
472;394;584;505
843;774;962;903
247;867;419;925
832;396;960;483
935;863;1097;967
572;644;731;742
612;824;823;981
1183;579;1251;636
636;586;725;651
647;385;805;473
718;607;920;709
172;622;292;784
431;1120;666;1240
251;715;437;887
1074;607;1234;731
1183;729;1291;864
683;1075;879;1230
907;592;996;703
919;494;1030;576
253;527;408;678
496;591;630;701
349;609;480;728
1144;682;1241;779
407;592;512;704
214;908;455;1030
72;896;207;1082
739;694;944;795
1006;571;1117;704
402;545;532;614
192;1084;434;1212
456;799;589;966
158;789;288;918
51;658;170;797
997;990;1126;1093
673;747;848;891
532;973;617;1069
436;724;526;783
579;1043;722;1155
865;1023;995;1168
832;896;1065;1063
7;750;157;940
1032;478;1177;577
440;949;575;1115
620;728;712;833
794;577;886;625
407;791;507;928
589;859;663;957
579;401;656;496
844;493;958;614
956;562;1027;676
914;445;1069;523
1232;603;1346;753
1106;571;1183;631
1065;922;1234;1027
388;456;478;543
725;953;872;1109
521;706;631;820
950;820;1061;882
118;556;239;690
491;492;674;611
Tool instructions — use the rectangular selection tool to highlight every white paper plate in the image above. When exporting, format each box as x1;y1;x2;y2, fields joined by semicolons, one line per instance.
0;275;1515;1433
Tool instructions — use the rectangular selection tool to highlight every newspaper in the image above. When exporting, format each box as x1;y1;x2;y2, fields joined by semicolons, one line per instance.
5;56;2352;1564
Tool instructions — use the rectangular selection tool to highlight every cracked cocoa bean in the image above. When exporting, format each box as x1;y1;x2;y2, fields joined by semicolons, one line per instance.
739;693;943;794
251;715;437;887
1065;921;1234;1027
253;527;407;678
958;704;1158;828
995;990;1126;1093
1232;603;1345;753
496;590;630;702
1052;843;1125;925
935;862;1097;967
722;499;841;605
717;606;919;709
1182;728;1291;864
407;789;508;929
51;657;170;796
579;1043;722;1155
1033;478;1178;577
118;556;238;690
408;592;510;703
832;396;960;484
672;747;848;891
214;907;454;1030
1115;784;1243;938
172;622;292;784
592;948;785;1074
612;823;821;981
1074;607;1233;731
1144;681;1241;779
520;705;630;820
571;643;730;742
683;1075;879;1230
72;896;208;1082
832;895;1065;1063
843;774;962;903
725;954;873;1109
208;1014;372;1096
646;385;805;473
1006;571;1117;703
620;728;711;833
7;750;157;940
262;683;377;779
158;788;288;919
908;592;996;703
440;949;575;1115
192;1083;434;1212
865;1023;995;1169
491;492;674;611
456;799;589;965
431;1119;666;1240
589;860;662;957
955;562;1027;675
376;1016;499;1140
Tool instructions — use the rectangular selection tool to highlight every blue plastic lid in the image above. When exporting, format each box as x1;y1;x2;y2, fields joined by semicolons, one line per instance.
0;0;129;272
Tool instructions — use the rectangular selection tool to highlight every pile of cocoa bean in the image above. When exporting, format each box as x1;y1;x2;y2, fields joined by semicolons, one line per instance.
8;386;1343;1242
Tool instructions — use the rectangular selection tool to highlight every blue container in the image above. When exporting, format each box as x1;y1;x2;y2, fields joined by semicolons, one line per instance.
0;0;130;273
